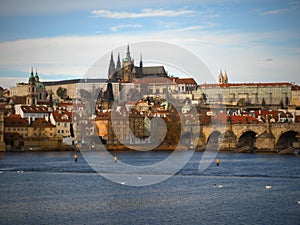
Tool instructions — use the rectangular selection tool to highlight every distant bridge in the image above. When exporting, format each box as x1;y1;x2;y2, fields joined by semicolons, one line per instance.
197;122;300;152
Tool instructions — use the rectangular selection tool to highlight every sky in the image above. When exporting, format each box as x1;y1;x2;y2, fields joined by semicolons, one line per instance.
0;0;300;88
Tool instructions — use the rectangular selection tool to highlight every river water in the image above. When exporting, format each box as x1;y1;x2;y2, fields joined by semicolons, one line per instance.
0;151;299;225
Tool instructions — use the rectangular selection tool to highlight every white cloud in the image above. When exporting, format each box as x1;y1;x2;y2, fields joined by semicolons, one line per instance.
173;23;217;32
110;24;143;32
260;8;289;16
260;2;300;16
0;0;210;16
90;8;196;19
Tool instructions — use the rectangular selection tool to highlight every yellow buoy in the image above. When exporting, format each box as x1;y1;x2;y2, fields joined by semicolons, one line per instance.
216;159;220;166
114;156;118;163
74;154;78;163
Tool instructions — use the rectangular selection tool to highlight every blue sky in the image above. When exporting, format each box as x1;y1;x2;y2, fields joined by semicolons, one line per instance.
0;0;300;88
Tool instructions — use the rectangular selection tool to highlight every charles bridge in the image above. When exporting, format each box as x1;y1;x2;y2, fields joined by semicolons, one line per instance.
195;122;300;152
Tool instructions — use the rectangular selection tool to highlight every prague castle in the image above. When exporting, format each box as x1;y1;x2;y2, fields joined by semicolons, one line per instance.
108;44;168;82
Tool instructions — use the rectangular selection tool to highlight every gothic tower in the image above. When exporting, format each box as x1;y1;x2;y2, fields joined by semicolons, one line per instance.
116;53;121;71
218;69;224;84
108;52;116;78
223;70;228;84
122;44;134;82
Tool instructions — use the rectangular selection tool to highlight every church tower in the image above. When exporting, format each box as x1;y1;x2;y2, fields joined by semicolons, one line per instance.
35;68;39;82
122;44;134;82
218;69;224;84
116;53;121;71
223;70;228;84
108;52;116;78
27;67;37;105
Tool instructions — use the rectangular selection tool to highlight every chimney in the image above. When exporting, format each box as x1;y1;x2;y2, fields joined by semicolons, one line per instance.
28;117;31;125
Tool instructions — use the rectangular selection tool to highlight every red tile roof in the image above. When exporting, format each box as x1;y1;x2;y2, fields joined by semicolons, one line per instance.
31;118;55;127
253;110;278;118
200;82;292;88
177;78;197;85
21;105;50;113
51;111;72;122
229;115;261;124
5;114;29;127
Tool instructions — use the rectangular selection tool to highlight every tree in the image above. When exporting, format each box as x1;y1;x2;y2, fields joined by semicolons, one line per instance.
69;123;74;138
237;98;246;107
56;87;67;100
200;93;207;105
49;93;53;107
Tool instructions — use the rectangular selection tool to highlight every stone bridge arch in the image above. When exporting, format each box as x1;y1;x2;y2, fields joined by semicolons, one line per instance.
271;124;300;144
206;130;223;149
275;130;298;150
236;130;257;150
202;125;225;143
232;124;266;141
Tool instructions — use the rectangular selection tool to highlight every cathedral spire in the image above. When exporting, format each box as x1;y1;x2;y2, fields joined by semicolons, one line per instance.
218;69;224;84
116;53;121;70
108;51;116;77
223;70;228;84
124;44;131;62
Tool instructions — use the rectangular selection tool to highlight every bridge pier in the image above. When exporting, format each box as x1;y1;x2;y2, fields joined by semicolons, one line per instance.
255;131;275;152
220;130;237;150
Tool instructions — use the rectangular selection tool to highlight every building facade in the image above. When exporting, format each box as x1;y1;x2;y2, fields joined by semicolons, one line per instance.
194;72;293;107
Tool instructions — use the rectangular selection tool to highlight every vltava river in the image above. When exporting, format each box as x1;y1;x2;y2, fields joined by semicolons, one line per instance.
0;151;299;225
